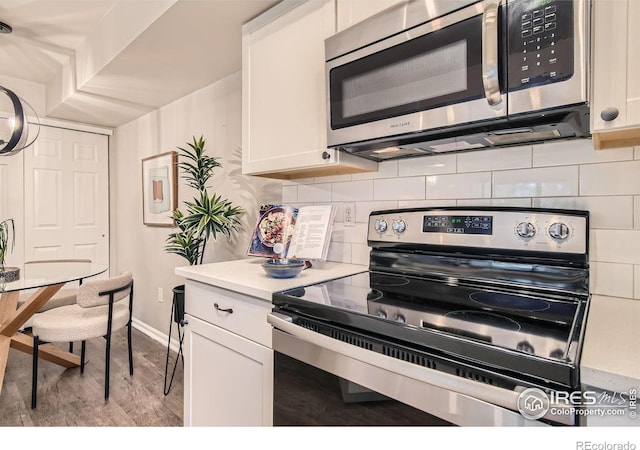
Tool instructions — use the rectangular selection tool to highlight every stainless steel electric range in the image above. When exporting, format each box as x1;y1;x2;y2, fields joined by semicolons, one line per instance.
268;207;590;426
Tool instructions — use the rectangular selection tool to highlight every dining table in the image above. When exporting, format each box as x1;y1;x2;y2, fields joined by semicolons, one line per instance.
0;260;108;395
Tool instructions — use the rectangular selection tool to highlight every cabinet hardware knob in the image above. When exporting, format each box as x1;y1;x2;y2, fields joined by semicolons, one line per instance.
321;151;331;160
600;107;619;122
214;303;233;314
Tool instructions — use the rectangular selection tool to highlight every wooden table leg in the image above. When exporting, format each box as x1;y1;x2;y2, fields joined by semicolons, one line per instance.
0;284;79;396
0;291;20;396
0;335;9;396
0;284;63;338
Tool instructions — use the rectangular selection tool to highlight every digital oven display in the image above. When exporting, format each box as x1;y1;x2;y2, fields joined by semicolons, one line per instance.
422;215;493;235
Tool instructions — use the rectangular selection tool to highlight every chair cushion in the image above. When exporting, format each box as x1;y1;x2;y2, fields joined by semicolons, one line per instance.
31;300;130;343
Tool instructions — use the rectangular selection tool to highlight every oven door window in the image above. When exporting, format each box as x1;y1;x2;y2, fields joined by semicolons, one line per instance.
329;15;487;130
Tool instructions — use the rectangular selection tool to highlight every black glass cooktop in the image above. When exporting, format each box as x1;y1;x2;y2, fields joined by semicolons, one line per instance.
273;271;587;387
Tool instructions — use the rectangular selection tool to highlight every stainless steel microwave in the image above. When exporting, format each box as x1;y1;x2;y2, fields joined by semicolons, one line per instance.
325;0;591;161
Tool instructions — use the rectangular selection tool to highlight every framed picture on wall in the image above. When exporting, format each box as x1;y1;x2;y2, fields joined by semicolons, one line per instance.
142;151;177;227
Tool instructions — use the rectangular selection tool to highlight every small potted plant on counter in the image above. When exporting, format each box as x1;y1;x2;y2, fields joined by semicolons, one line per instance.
0;218;19;282
162;135;245;395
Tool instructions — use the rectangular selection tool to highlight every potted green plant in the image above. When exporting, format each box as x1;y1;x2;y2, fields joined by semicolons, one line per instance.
163;136;245;395
164;135;245;265
0;218;19;282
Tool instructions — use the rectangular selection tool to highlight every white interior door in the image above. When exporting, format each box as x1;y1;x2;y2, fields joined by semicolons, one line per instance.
23;126;109;268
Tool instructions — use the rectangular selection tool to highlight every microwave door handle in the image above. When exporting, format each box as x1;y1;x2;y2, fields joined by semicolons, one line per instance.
482;0;502;107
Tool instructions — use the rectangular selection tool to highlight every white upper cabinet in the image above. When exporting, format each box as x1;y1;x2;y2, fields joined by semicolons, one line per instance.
242;0;378;179
336;0;405;32
591;0;640;149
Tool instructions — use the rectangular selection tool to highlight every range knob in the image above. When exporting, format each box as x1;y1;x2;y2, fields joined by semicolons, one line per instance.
374;219;388;233
392;219;407;234
516;222;536;239
548;222;570;241
377;310;387;319
394;314;406;324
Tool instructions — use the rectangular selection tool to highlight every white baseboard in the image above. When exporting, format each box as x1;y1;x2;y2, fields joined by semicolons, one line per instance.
132;318;181;354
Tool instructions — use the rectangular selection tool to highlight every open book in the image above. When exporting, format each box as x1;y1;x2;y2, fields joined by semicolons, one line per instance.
247;204;336;261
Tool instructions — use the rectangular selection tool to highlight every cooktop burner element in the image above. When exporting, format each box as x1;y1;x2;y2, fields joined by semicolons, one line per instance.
469;291;551;312
442;310;523;332
369;273;410;287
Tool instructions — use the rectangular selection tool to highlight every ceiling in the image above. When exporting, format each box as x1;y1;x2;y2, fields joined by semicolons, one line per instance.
0;0;280;128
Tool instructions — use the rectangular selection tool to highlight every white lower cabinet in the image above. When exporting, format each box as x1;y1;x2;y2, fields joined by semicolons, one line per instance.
183;280;274;426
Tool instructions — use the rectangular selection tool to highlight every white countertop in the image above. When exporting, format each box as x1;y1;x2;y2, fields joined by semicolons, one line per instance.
175;258;368;302
580;294;640;392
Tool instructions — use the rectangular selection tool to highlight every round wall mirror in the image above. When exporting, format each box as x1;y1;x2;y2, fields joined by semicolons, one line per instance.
0;85;40;156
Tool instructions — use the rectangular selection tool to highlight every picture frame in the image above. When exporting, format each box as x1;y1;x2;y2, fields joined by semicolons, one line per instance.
142;151;177;227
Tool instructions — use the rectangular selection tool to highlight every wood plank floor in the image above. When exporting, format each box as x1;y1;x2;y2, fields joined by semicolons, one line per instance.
0;328;183;426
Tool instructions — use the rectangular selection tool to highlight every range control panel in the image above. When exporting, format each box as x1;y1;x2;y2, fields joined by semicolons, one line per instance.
507;0;575;91
368;208;588;254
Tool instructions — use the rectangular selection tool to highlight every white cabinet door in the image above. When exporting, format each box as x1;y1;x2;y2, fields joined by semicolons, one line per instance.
242;0;377;179
336;0;405;32
23;126;109;267
184;314;274;426
591;0;640;149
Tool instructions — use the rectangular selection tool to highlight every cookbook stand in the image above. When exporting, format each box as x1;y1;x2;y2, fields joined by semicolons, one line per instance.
163;285;186;395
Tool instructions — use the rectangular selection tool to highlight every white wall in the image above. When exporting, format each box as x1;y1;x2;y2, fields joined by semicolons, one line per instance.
281;140;640;301
111;71;280;337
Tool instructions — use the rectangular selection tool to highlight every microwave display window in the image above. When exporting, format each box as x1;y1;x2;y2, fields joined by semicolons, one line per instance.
329;15;486;130
341;41;468;119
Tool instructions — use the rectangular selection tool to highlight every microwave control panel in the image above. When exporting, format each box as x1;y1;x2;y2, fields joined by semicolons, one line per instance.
507;0;574;91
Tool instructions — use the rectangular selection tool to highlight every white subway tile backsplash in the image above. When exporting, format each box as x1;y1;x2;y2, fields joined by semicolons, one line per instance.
426;172;491;199
352;160;398;180
590;229;640;264
397;199;453;209
457;198;532;207
580;160;640;196
590;262;634;298
281;185;298;203
457;147;531;173
398;154;456;176
374;177;425;201
343;223;368;244
352;243;371;266
533;196;633;229
354;201;398;222
332;180;374;202
271;142;640;300
533;139;632;166
297;183;332;202
493;166;578;197
327;241;352;263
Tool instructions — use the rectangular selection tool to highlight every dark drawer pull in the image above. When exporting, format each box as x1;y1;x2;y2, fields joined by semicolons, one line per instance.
214;303;233;314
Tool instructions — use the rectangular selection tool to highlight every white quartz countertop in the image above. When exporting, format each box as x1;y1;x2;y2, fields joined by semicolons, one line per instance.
580;294;640;392
175;258;368;302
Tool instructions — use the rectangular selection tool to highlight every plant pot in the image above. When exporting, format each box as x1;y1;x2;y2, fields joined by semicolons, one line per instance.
0;266;20;283
172;284;185;324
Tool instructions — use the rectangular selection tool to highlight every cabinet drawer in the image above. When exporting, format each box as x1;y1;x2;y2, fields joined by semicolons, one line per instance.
184;280;272;347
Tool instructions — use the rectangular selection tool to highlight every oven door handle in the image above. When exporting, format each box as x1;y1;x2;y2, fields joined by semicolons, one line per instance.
268;312;573;426
482;0;503;107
